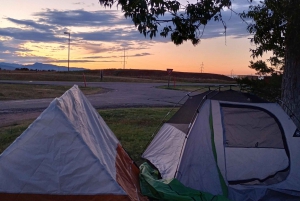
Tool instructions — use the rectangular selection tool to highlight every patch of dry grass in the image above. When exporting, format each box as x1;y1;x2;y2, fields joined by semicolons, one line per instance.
158;85;240;92
0;84;104;100
0;71;164;83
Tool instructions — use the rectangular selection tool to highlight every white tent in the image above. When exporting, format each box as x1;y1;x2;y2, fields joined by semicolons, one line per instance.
0;85;147;201
143;90;300;201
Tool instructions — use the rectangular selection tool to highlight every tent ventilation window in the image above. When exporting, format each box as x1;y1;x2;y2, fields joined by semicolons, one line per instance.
220;104;290;185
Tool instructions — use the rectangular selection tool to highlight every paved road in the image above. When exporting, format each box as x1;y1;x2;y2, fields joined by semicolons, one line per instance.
0;80;190;110
0;80;193;126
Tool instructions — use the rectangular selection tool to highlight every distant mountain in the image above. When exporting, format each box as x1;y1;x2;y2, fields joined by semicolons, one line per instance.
0;62;87;71
0;62;23;70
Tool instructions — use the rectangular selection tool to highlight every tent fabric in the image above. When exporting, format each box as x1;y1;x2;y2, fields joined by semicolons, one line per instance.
209;90;268;103
142;123;186;179
176;100;223;195
214;101;300;197
142;90;300;201
0;85;147;201
116;144;148;201
167;90;213;125
0;194;131;201
139;162;231;201
168;123;190;133
221;105;284;148
228;188;300;201
225;147;289;182
211;100;227;186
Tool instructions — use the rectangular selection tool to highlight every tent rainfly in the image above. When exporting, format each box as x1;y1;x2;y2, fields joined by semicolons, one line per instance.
0;85;148;201
142;90;300;201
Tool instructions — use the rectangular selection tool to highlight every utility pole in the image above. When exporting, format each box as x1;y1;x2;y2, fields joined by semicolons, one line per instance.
200;62;204;73
64;32;71;72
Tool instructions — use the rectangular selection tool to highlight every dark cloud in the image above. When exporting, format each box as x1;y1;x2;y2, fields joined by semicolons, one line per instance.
82;52;152;59
34;9;132;28
72;41;116;54
0;28;63;43
83;55;118;59
1;9;168;44
0;40;33;54
73;28;149;42
73;40;153;55
5;17;57;32
48;59;97;63
49;59;118;63
128;53;152;57
1;8;249;45
0;52;51;64
0;2;253;64
0;41;18;53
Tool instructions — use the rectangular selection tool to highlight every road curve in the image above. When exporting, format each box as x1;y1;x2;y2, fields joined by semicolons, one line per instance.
0;80;190;110
0;80;191;126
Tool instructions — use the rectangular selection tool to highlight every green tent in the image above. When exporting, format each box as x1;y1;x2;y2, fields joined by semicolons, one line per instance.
140;162;230;201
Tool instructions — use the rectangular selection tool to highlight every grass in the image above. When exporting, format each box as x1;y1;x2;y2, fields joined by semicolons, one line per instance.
0;84;105;100
0;70;235;84
99;108;178;165
0;120;34;153
158;84;240;92
0;107;177;165
0;71;165;83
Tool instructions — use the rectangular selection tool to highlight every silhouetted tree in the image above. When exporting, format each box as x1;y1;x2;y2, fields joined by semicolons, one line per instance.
241;0;300;127
237;60;282;102
99;0;232;45
98;0;300;127
248;60;274;76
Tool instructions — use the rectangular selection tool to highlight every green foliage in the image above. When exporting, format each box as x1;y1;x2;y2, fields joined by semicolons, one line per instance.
99;0;233;45
240;0;300;71
248;60;274;76
0;122;32;153
240;0;286;64
246;60;282;101
237;73;282;102
99;107;177;165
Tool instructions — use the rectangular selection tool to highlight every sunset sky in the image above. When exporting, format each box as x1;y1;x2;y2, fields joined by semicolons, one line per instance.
0;0;269;75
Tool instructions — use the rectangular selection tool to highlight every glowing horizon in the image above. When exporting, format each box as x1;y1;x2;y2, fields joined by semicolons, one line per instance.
1;0;269;76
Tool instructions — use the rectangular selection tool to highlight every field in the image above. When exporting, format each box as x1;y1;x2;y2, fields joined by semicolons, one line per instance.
158;84;240;92
0;71;163;83
0;84;106;100
0;69;236;100
0;69;235;83
0;107;177;165
0;68;234;164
